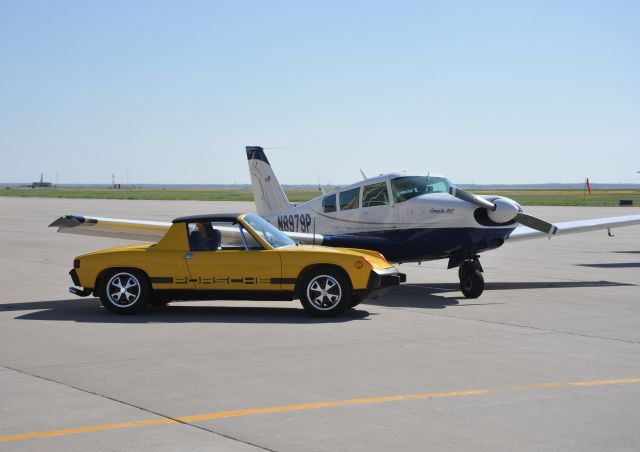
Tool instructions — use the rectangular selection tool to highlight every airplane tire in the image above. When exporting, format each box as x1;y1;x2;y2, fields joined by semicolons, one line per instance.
299;268;351;317
99;269;150;314
460;268;484;299
458;263;467;280
459;260;481;280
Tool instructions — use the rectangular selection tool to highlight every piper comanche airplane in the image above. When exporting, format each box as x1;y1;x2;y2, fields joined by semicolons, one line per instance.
51;146;640;299
244;147;640;297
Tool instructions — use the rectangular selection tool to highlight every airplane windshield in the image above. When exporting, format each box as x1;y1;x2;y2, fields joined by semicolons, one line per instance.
391;176;452;203
242;214;295;248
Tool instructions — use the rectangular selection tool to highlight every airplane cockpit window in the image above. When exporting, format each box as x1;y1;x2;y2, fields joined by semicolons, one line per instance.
322;194;337;213
339;187;360;211
362;182;389;207
391;176;452;203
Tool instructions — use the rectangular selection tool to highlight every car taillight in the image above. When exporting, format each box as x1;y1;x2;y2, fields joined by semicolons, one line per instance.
74;259;80;269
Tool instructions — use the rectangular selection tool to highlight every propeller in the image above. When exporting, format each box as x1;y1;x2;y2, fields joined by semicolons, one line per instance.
449;186;558;238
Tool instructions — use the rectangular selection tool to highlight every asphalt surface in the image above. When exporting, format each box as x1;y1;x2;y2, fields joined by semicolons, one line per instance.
1;197;639;451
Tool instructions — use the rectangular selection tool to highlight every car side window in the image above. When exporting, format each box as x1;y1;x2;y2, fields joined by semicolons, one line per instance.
187;222;220;251
362;182;389;207
322;194;337;213
240;226;263;250
339;187;360;211
187;221;249;251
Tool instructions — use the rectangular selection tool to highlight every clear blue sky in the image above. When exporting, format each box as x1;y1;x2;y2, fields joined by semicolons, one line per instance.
1;0;638;185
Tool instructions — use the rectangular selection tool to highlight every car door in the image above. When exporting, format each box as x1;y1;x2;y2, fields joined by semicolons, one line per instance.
184;221;282;291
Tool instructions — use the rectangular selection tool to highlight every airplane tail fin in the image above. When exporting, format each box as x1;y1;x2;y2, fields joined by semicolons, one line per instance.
246;146;292;216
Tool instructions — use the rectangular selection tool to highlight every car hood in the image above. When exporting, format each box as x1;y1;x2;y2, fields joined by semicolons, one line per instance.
278;244;394;269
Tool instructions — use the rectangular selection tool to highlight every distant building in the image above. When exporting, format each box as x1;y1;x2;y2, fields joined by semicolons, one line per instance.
110;173;123;189
32;173;52;188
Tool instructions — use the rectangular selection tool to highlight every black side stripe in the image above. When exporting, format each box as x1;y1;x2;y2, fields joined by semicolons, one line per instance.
270;278;297;285
151;276;296;285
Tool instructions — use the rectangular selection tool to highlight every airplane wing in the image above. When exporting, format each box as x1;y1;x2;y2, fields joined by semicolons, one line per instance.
49;215;171;241
507;214;640;242
49;215;326;244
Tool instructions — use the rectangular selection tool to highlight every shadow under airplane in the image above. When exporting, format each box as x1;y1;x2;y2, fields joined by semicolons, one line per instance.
365;279;636;310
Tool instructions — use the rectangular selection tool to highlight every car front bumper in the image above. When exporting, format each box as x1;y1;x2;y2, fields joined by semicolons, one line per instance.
367;268;406;290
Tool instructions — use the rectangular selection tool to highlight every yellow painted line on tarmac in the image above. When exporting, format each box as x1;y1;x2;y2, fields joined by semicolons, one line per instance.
1;377;639;443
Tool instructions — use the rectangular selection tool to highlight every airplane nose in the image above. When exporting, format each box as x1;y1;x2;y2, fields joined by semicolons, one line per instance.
487;197;521;224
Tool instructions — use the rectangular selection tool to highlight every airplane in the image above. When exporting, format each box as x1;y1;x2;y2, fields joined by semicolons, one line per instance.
50;146;640;300
246;146;640;298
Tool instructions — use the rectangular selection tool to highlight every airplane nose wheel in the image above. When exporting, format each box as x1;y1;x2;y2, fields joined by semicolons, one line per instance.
459;257;484;299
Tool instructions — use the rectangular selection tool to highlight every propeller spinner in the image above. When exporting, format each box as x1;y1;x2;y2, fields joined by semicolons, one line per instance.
449;186;558;238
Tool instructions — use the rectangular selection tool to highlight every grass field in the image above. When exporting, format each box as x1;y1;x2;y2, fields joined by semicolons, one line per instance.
1;187;639;207
472;189;640;207
0;187;317;202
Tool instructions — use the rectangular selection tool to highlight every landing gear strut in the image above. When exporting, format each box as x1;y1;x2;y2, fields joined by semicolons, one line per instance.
458;256;484;299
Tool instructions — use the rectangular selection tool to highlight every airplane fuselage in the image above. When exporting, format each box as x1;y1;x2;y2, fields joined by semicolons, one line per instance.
260;173;516;264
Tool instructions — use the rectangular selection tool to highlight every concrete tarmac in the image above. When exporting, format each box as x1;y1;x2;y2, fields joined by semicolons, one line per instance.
1;197;639;451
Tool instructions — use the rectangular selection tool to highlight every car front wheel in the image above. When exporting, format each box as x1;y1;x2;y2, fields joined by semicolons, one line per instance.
299;268;351;317
99;269;150;314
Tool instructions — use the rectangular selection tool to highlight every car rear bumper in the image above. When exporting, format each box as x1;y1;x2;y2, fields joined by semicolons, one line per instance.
69;286;93;297
68;269;92;297
69;269;81;286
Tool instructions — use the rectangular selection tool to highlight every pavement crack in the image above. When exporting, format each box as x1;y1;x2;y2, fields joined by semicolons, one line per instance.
0;363;275;451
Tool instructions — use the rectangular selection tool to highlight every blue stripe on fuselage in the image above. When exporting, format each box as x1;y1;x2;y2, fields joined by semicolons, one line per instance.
321;227;514;262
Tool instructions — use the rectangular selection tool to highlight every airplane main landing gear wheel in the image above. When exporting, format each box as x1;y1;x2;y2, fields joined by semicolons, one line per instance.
459;259;484;299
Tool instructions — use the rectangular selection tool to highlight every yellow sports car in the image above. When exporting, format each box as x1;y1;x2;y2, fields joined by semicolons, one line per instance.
68;213;404;317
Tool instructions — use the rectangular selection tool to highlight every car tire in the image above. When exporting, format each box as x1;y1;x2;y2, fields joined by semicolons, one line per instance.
99;269;150;315
299;268;351;317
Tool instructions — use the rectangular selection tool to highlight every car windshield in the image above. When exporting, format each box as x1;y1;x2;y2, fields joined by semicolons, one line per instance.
390;176;452;203
243;214;296;248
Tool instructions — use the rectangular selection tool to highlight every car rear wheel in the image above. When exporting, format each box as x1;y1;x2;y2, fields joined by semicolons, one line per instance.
299;268;351;317
99;269;150;314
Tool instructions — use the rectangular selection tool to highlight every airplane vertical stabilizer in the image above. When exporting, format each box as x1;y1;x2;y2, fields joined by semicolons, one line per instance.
246;146;292;216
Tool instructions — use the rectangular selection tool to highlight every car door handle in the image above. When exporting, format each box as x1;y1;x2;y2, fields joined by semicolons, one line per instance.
185;252;193;259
